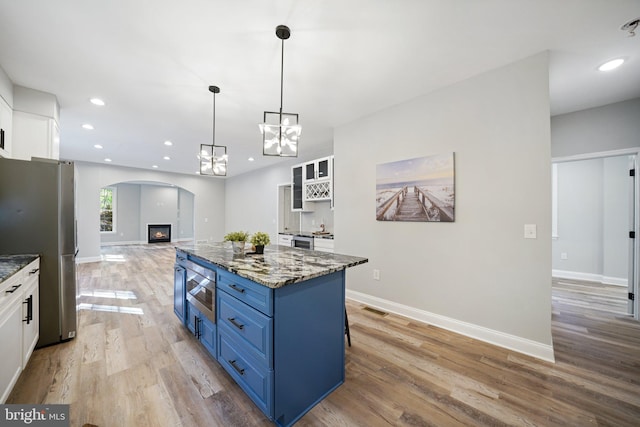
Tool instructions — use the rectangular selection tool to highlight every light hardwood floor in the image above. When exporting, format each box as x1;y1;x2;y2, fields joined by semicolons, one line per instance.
7;245;640;426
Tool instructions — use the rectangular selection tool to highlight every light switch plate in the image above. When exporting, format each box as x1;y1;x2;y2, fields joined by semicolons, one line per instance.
524;224;537;239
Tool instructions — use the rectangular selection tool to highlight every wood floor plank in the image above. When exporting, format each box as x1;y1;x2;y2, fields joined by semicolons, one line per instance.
6;244;640;426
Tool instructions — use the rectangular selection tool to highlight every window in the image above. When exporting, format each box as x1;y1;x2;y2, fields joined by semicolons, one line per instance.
100;187;116;232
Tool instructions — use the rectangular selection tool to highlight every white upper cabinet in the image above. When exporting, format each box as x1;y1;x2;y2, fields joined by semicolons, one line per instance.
304;156;332;182
11;86;60;161
304;156;333;202
0;96;12;158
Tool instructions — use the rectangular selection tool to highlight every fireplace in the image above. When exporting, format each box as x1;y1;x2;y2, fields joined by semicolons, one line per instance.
148;224;171;243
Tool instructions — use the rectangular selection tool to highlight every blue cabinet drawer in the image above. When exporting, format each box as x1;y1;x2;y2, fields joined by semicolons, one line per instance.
218;291;273;367
217;270;273;316
219;331;273;417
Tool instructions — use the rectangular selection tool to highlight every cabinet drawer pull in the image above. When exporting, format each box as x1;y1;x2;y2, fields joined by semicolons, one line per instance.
227;317;245;330
5;284;21;294
228;283;245;294
194;316;201;339
229;359;245;375
29;268;39;275
22;295;33;324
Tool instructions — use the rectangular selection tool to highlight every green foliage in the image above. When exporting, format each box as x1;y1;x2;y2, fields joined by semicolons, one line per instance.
250;231;271;246
224;231;249;242
99;187;114;232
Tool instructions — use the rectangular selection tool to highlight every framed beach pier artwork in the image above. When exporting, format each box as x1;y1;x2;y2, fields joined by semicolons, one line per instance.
376;152;455;222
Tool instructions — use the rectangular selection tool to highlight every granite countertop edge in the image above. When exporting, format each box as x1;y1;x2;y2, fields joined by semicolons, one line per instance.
0;254;40;284
177;243;367;289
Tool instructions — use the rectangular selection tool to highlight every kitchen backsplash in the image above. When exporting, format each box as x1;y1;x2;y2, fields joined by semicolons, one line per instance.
301;202;334;233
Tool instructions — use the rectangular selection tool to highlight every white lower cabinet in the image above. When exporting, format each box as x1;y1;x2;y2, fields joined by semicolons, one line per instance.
22;275;39;369
0;258;40;403
0;302;23;403
278;234;293;247
313;238;334;253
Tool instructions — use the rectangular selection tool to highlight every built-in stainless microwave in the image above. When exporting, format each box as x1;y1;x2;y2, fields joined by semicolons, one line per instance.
184;261;216;323
292;235;314;250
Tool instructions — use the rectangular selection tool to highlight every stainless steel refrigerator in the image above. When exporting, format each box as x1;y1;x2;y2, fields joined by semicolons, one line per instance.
0;157;77;347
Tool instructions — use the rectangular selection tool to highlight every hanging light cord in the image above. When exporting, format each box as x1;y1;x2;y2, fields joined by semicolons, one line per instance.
279;36;285;137
212;90;216;146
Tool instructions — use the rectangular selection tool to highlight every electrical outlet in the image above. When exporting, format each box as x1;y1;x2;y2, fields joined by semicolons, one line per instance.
373;269;380;280
524;224;537;239
561;252;568;260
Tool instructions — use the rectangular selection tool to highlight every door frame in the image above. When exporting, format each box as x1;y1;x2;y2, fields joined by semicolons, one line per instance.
552;147;640;320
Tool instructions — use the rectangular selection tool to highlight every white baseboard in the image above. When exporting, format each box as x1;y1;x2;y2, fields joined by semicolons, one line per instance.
552;269;627;286
76;256;102;264
346;289;555;363
100;240;145;246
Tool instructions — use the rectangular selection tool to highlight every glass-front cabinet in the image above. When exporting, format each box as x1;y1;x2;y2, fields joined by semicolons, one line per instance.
292;155;334;209
304;156;331;182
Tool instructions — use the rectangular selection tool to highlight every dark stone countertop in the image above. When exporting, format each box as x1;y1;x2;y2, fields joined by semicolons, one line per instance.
176;243;366;289
0;254;39;284
278;231;334;239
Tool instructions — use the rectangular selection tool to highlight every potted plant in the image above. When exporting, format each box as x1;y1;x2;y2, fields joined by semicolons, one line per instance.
250;232;271;254
224;231;249;254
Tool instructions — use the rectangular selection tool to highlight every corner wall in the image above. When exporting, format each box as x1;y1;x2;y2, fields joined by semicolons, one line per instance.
334;53;553;360
551;98;640;157
75;162;225;262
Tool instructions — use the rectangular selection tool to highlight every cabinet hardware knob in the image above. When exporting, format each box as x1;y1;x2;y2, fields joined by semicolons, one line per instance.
228;317;245;330
229;359;245;375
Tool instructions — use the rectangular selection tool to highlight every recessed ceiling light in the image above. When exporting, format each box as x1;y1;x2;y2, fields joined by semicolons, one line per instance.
82;124;94;130
163;156;170;160
152;165;159;169
94;144;103;149
104;158;112;162
598;58;625;71
164;140;173;146
248;157;255;162
90;98;105;106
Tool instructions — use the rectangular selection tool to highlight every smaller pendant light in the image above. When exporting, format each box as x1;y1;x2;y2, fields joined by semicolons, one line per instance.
259;25;301;157
200;85;228;176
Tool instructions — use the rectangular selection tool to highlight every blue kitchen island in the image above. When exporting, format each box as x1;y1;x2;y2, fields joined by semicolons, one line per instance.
174;243;367;427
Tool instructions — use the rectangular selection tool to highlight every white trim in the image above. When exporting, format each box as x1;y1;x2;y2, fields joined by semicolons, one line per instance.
99;186;117;233
552;269;628;286
346;289;555;363
100;240;145;246
76;256;102;264
552;147;640;163
551;163;558;238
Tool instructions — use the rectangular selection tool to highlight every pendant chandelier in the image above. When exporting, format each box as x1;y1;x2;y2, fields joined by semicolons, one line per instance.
200;85;228;176
259;25;300;157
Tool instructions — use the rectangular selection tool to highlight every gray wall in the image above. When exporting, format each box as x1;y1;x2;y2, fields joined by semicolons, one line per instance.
99;183;195;245
551;98;640;157
100;183;141;244
334;53;553;358
0;65;12;106
140;185;179;241
178;189;194;241
224;153;332;243
75;162;224;262
552;156;630;283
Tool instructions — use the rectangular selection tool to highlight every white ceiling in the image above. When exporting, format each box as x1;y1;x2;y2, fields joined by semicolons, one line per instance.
0;1;639;177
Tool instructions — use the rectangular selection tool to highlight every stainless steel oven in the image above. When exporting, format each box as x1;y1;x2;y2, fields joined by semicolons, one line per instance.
292;235;314;250
184;259;216;323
